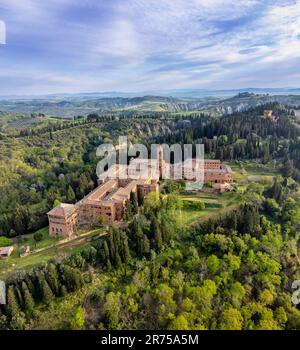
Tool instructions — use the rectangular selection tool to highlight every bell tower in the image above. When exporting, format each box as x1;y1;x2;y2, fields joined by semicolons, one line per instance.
158;145;164;178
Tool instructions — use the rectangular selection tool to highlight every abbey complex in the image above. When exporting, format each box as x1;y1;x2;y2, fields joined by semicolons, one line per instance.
47;154;233;238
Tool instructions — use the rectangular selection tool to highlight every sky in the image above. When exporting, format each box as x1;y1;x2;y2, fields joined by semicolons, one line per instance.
0;0;300;95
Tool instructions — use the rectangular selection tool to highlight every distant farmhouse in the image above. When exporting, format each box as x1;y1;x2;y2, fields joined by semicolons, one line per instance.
48;149;233;238
264;109;279;123
264;109;273;118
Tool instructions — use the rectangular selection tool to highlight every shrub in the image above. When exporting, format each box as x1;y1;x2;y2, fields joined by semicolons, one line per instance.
0;236;13;247
33;231;44;242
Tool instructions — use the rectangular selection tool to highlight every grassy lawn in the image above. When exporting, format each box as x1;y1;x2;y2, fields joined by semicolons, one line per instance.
228;160;279;185
0;228;104;280
15;227;62;250
178;207;218;226
177;191;239;226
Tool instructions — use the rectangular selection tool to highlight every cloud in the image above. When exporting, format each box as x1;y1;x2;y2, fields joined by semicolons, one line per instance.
0;0;300;94
0;20;5;44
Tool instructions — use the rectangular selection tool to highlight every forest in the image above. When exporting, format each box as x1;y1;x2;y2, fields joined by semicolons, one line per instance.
1;175;300;330
1;104;300;330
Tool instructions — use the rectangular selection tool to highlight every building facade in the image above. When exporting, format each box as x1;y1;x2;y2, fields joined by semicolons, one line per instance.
48;151;233;237
48;175;159;238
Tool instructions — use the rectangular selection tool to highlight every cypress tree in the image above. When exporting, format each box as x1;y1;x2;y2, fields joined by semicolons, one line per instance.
6;286;20;318
108;233;116;264
120;232;131;263
38;274;54;303
21;282;34;312
103;240;110;263
71;269;84;291
130;191;138;215
151;217;163;250
115;252;122;269
271;178;282;202
15;285;24;309
154;228;163;251
137;187;144;206
142;234;150;255
46;263;60;296
67;186;76;203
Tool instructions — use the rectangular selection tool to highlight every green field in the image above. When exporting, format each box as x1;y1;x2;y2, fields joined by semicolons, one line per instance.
0;228;103;279
229;160;279;184
177;191;240;226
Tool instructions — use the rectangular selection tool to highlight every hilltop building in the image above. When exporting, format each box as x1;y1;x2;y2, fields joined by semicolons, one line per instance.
264;109;273;118
264;109;278;122
48;164;159;238
48;149;233;238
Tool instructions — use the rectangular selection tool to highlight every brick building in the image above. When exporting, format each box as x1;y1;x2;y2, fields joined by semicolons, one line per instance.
48;150;233;237
48;174;159;238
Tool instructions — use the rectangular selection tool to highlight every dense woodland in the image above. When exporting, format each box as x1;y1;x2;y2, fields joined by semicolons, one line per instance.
0;118;172;237
1;176;300;330
158;104;300;180
1;104;299;238
1;104;300;329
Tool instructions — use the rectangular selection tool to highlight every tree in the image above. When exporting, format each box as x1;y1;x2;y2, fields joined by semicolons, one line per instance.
77;174;89;198
33;231;43;243
70;306;85;330
155;284;177;327
67;185;76;203
259;289;274;305
63;267;84;292
99;215;107;226
120;232;131;263
152;218;163;251
38;274;54;304
142;234;150;256
264;198;280;216
14;204;29;236
144;192;161;217
207;255;220;274
130;191;138;215
6;286;20;319
270;178;282;201
53;199;61;207
282;159;294;178
46;263;60;296
169;315;189;330
21;282;34;312
103;292;121;330
0;237;12;247
220;308;243;330
81;246;97;264
229;282;245;309
137;187;144;207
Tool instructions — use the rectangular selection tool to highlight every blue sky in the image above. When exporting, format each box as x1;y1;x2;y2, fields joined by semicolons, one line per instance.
0;0;300;95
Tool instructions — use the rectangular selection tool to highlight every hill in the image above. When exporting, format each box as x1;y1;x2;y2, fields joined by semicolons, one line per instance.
1;93;300;118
